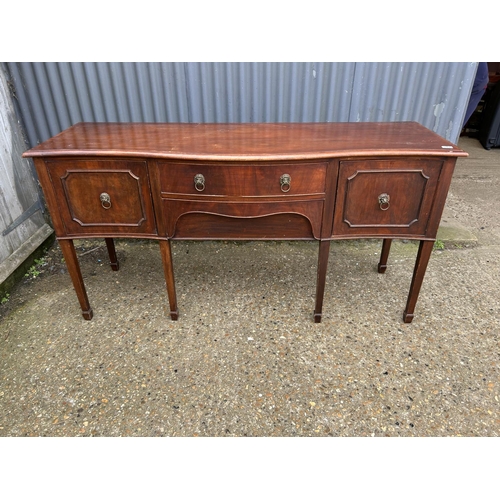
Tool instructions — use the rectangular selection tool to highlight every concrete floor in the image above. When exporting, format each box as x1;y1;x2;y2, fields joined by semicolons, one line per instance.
0;136;499;437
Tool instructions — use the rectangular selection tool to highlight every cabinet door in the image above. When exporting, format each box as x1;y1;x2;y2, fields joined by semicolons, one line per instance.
46;159;157;236
332;159;443;238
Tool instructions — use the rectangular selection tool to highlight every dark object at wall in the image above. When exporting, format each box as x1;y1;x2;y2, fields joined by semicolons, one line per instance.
479;82;500;150
463;63;489;127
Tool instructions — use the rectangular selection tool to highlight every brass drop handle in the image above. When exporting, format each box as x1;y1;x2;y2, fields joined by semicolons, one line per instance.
100;192;111;209
280;173;291;193
194;173;205;192
378;193;390;211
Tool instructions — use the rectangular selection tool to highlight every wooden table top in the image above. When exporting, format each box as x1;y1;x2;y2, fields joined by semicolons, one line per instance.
24;122;468;161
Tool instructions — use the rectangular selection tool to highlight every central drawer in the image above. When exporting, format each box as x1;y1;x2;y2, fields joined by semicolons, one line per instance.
158;161;327;198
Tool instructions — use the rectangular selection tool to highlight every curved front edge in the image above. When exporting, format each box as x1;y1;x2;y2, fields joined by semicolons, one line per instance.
163;200;324;240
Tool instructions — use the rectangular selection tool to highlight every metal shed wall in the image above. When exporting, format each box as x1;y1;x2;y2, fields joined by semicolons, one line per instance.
6;62;477;147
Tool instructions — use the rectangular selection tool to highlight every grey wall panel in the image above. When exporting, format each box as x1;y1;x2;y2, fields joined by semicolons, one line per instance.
349;62;476;141
6;62;476;147
181;62;354;123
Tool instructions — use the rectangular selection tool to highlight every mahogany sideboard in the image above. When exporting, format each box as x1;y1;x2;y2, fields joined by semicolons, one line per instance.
23;122;467;323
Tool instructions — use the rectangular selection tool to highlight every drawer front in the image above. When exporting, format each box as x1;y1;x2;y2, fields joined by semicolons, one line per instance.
158;161;327;197
46;159;157;236
162;199;324;240
333;159;443;237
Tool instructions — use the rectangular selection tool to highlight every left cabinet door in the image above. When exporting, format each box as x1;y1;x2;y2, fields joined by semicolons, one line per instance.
45;159;157;236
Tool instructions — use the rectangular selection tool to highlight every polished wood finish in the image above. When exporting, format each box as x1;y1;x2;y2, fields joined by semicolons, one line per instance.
25;122;467;161
159;240;178;320
58;239;93;320
378;239;392;274
162;199;324;239
158;161;327;197
314;240;331;323
105;238;119;271
44;158;156;236
172;212;316;240
403;240;435;323
333;159;442;238
24;122;467;323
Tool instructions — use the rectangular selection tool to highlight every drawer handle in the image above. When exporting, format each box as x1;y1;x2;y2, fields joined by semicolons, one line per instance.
378;193;390;211
280;173;291;193
194;174;205;192
100;192;112;209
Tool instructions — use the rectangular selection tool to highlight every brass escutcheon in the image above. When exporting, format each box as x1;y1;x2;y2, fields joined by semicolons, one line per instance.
378;193;390;211
100;192;111;209
280;173;291;192
194;173;205;192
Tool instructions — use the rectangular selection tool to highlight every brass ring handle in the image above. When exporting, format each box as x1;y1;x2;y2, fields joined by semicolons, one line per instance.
100;192;111;209
280;173;291;193
378;193;390;211
194;173;205;192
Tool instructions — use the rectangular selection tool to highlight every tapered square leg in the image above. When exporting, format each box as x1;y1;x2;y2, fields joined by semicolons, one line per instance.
105;238;119;271
159;239;179;320
58;239;93;320
314;240;331;323
403;240;434;323
378;238;392;273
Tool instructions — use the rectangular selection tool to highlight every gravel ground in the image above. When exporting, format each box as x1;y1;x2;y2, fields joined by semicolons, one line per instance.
1;137;499;438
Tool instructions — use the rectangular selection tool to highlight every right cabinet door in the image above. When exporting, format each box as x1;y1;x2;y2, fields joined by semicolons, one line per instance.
332;158;444;238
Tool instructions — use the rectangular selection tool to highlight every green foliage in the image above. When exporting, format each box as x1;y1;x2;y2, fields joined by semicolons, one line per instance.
24;257;47;279
1;293;9;304
433;240;445;250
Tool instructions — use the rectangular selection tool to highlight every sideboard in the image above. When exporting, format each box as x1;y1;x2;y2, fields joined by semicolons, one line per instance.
23;122;467;323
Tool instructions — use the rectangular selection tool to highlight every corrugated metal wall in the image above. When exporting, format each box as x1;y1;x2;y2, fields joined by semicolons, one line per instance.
6;62;477;147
